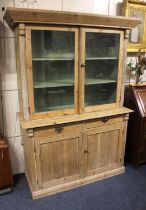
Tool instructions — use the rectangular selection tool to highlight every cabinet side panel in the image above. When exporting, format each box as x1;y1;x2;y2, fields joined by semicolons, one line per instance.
16;24;29;120
118;118;128;166
120;32;129;106
15;27;23;116
23;131;38;191
116;31;124;106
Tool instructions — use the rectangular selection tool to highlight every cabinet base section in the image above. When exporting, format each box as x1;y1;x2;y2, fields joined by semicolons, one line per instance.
26;167;125;199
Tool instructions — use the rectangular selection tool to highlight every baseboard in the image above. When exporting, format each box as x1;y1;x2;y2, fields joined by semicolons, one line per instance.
27;167;125;199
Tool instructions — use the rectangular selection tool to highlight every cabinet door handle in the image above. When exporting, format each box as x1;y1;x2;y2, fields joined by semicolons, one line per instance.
101;117;109;123
55;125;64;133
84;150;88;154
81;63;86;68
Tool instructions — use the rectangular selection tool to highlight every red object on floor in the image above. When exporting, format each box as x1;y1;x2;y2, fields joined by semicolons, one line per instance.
0;137;13;190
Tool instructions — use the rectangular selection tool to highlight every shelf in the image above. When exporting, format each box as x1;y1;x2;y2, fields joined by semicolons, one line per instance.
34;79;116;89
32;57;74;61
85;100;113;107
86;57;118;60
32;57;118;61
35;104;74;112
85;79;116;85
34;80;74;89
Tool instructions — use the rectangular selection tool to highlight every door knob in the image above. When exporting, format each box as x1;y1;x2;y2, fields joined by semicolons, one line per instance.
101;117;109;123
81;63;86;68
84;150;88;154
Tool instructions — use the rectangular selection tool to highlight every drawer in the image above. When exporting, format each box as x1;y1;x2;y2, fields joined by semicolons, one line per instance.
34;122;82;138
83;116;123;130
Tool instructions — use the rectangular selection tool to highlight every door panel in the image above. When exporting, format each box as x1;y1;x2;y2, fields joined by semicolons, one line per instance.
26;26;79;119
79;28;123;113
84;124;123;176
35;133;82;188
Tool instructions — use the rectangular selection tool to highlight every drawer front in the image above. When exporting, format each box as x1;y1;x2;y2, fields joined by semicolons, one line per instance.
34;122;82;138
83;116;123;130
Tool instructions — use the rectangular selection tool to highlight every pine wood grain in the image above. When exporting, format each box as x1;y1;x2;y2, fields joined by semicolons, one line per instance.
4;7;141;29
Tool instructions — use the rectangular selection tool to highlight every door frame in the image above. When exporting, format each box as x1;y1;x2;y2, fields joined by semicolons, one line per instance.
79;28;124;114
25;25;79;119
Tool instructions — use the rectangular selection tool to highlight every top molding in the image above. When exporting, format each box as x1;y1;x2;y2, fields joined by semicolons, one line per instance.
4;7;141;29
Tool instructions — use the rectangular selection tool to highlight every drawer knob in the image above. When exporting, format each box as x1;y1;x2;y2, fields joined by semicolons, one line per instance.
84;150;88;154
101;117;109;123
55;125;64;133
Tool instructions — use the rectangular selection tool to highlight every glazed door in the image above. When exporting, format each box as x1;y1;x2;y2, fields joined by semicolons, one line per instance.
26;26;78;119
35;133;82;188
79;28;124;113
83;123;124;177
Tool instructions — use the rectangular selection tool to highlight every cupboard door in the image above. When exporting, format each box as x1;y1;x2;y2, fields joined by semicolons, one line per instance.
79;28;123;113
35;133;82;188
83;123;124;177
26;26;78;119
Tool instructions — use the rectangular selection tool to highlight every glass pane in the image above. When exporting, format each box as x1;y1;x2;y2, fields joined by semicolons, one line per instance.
31;30;75;112
85;32;120;107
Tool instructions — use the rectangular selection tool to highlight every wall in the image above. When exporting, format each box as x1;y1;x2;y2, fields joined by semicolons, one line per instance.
0;0;143;174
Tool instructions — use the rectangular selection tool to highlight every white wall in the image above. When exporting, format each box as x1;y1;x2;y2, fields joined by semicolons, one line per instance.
0;0;143;174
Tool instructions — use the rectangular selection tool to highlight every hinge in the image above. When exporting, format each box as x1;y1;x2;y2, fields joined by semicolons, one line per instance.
37;179;39;186
28;106;30;113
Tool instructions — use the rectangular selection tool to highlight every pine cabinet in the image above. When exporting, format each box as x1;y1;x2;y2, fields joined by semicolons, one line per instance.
4;8;140;199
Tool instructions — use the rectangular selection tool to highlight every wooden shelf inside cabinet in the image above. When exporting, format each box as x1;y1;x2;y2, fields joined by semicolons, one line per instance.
35;104;74;112
34;79;116;89
4;7;140;199
85;57;118;60
32;57;74;61
34;81;74;89
85;79;116;85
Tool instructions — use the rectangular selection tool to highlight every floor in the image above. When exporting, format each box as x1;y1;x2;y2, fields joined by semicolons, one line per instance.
0;163;146;210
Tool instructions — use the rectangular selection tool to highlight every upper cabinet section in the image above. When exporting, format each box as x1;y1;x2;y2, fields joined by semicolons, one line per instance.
4;8;141;120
